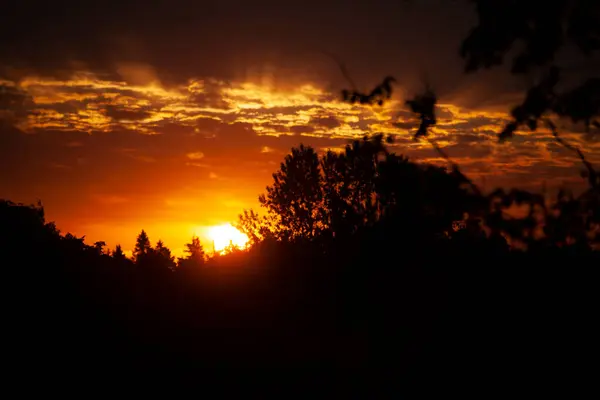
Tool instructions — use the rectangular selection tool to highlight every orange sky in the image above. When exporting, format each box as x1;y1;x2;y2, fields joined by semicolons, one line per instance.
1;66;598;256
1;1;598;256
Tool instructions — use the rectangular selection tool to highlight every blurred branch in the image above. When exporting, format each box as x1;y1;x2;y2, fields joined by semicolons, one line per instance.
330;58;482;196
544;118;598;189
426;136;482;196
322;51;358;92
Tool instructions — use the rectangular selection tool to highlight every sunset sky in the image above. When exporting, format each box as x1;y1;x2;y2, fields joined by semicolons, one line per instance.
1;0;598;256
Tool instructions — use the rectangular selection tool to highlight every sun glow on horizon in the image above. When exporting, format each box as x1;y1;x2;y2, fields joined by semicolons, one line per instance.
207;223;249;253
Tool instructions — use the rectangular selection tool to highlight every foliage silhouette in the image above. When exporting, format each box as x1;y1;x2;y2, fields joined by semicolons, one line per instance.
236;209;277;246
2;135;599;384
240;136;598;250
339;0;600;191
177;235;206;273
259;144;325;240
458;0;600;135
460;0;599;73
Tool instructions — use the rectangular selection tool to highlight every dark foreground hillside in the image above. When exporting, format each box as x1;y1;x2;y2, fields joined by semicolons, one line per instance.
2;200;598;395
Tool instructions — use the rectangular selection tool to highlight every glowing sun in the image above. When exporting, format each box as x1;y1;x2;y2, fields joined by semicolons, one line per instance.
208;223;249;253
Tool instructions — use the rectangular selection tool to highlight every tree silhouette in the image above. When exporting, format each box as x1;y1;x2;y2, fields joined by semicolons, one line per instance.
112;244;126;260
185;235;205;261
2;135;599;381
177;235;205;272
155;240;176;271
259;144;326;240
321;135;389;236
236;209;276;246
133;229;151;263
221;242;243;255
249;136;484;245
93;241;107;255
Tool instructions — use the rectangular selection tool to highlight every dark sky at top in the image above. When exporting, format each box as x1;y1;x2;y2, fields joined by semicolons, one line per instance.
2;0;509;101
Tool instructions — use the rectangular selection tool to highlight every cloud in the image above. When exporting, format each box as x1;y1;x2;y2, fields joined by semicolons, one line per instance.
0;82;32;121
115;147;157;163
186;162;209;168
2;0;598;254
290;125;315;134
186;151;205;160
104;105;153;121
2;72;526;156
1;70;597;250
116;63;161;86
310;115;341;129
187;79;233;111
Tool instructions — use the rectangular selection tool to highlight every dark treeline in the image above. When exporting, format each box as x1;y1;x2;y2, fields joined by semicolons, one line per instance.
2;134;599;391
